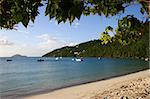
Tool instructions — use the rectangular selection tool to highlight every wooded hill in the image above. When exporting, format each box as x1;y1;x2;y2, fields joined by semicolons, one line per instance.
43;31;149;58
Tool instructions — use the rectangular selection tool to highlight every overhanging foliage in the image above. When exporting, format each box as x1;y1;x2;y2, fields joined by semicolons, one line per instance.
0;0;149;29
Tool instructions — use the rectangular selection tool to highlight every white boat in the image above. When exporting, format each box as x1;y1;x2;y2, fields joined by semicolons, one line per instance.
145;58;149;61
75;58;83;62
55;57;59;61
98;57;101;60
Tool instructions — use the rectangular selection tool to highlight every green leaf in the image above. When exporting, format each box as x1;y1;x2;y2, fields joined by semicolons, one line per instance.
58;20;62;24
22;14;29;27
140;7;145;14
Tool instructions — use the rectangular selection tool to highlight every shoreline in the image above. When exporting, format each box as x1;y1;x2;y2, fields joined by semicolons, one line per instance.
23;69;150;99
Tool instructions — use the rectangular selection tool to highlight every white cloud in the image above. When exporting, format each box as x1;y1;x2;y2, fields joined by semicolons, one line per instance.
0;36;14;46
0;34;79;57
37;34;65;50
37;34;57;41
37;34;78;51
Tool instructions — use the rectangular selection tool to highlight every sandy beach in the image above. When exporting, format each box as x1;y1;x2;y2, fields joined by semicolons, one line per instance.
24;69;150;99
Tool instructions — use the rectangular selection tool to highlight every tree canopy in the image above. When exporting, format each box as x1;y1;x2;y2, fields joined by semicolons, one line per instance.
100;15;149;45
0;0;149;45
0;0;149;29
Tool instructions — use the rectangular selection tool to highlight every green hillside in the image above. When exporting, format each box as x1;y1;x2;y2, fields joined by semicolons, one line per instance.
43;31;149;59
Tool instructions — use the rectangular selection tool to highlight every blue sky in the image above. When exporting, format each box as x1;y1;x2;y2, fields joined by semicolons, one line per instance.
0;4;145;57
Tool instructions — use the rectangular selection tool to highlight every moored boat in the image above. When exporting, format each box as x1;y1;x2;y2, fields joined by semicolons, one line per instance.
6;59;12;62
75;58;83;62
37;59;44;62
55;57;59;61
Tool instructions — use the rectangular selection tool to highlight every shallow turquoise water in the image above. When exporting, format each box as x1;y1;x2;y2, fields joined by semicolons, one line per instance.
0;57;149;98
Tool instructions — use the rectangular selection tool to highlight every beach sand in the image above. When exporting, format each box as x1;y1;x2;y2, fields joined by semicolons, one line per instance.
24;69;150;99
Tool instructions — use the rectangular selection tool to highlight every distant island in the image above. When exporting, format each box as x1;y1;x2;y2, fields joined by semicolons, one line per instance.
12;54;27;58
43;32;148;59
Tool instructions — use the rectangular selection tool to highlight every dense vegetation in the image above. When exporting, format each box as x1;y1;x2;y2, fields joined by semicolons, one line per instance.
43;27;149;58
1;0;149;29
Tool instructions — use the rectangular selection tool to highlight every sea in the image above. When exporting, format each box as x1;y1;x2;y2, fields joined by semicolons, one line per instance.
0;57;149;99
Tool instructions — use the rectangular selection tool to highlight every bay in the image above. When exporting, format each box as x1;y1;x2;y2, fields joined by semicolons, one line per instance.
0;57;149;98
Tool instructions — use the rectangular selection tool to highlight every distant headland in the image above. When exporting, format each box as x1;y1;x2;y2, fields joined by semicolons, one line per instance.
12;54;27;58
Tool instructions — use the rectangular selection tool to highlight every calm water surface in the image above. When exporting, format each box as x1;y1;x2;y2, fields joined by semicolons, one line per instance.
0;57;149;98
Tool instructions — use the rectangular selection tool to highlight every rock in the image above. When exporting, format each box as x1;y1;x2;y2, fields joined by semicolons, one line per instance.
103;97;108;99
120;96;129;99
